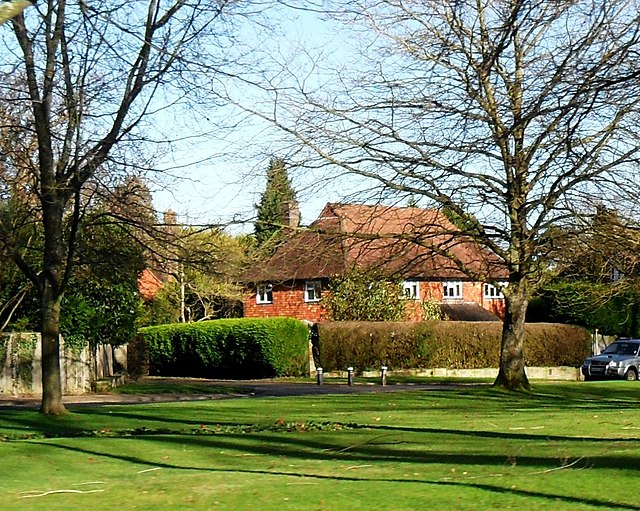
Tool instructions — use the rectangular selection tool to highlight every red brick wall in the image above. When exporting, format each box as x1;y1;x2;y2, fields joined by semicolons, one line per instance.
243;282;327;323
243;280;505;322
420;281;506;319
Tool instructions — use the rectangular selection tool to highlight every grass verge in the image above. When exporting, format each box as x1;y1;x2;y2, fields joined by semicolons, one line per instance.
0;380;638;511
111;377;247;396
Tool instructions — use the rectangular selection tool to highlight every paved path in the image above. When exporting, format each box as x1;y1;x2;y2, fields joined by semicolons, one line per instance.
0;377;464;409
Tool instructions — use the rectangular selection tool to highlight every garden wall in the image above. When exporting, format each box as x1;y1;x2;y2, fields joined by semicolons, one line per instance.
0;333;126;395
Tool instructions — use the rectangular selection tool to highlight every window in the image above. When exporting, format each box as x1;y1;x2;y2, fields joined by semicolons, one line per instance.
256;283;273;304
443;281;462;299
483;282;506;299
402;280;420;300
611;267;625;282
305;280;322;302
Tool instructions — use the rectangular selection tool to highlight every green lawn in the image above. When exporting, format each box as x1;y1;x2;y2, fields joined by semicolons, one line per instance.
1;381;639;510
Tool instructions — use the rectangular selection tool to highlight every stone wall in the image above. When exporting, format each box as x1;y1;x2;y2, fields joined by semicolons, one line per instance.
0;333;126;396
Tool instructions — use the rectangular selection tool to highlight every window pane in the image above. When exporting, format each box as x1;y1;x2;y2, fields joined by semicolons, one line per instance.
443;281;462;299
257;283;273;304
305;280;321;302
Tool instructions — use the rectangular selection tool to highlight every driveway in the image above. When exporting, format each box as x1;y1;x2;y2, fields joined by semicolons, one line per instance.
0;377;464;409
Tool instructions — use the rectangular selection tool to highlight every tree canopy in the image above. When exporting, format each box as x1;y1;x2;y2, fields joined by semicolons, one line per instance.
236;0;640;389
254;157;298;247
1;0;270;413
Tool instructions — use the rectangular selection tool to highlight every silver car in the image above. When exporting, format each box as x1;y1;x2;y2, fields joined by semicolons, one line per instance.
581;339;640;381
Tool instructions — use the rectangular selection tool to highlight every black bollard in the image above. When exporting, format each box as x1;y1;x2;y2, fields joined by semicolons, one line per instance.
347;366;354;386
316;367;324;386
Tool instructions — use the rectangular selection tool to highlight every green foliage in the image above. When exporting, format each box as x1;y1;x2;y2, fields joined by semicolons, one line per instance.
58;216;145;347
254;157;297;247
325;268;406;321
61;281;142;349
531;282;640;337
0;207;145;344
140;229;249;326
140;284;181;326
138;318;310;378
421;298;443;320
441;206;482;237
315;321;591;372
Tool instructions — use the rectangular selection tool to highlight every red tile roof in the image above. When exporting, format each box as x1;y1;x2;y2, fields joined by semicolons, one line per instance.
245;203;507;282
138;269;164;301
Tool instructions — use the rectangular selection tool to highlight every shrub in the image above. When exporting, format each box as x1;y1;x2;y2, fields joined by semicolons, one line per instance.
315;321;591;372
325;268;406;321
137;318;310;378
531;282;640;337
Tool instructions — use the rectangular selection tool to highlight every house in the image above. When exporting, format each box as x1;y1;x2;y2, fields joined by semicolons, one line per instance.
137;269;164;302
243;203;508;322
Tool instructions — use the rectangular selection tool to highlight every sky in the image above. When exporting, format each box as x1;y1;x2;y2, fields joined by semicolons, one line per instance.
150;3;351;232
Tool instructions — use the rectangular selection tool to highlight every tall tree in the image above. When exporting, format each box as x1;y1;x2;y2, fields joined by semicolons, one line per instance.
240;0;640;389
143;227;249;325
0;1;268;413
254;157;298;246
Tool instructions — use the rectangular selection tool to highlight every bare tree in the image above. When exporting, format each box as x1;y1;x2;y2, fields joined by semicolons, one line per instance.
0;0;269;413
236;0;640;389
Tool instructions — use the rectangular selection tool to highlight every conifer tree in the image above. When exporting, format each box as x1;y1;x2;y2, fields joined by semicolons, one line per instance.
254;158;297;246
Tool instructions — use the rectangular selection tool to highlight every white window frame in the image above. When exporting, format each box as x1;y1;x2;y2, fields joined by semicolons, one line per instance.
611;267;624;282
304;280;322;303
483;282;507;299
402;280;420;300
256;283;273;304
443;281;463;299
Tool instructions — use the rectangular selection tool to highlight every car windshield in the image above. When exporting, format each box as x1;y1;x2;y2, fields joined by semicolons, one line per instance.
603;342;640;356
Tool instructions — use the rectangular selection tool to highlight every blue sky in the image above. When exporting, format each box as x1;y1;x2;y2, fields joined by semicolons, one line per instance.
150;3;351;232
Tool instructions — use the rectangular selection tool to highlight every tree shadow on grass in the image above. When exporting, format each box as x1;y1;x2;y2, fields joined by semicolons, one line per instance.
34;439;640;511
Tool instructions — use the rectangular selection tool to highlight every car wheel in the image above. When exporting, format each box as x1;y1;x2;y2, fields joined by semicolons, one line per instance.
624;369;638;381
584;375;596;382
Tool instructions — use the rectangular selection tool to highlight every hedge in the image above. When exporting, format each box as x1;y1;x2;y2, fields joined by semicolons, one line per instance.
134;318;310;379
314;321;591;372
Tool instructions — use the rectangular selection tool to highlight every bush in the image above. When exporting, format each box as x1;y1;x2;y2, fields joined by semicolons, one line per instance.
325;268;406;321
531;282;640;337
137;318;310;378
314;321;591;372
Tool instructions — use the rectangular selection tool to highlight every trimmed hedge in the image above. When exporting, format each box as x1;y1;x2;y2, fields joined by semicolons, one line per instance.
136;318;310;379
314;321;591;372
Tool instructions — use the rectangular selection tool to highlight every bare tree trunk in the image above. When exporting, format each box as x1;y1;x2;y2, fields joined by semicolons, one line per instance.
39;197;67;415
40;282;66;414
493;293;530;391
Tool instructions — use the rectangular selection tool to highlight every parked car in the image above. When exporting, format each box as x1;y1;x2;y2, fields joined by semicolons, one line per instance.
581;339;640;381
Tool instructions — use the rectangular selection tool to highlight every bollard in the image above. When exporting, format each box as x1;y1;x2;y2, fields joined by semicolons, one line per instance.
347;366;354;386
316;367;324;386
381;365;388;386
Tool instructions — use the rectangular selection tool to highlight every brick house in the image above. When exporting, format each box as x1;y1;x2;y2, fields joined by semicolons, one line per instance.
243;203;508;322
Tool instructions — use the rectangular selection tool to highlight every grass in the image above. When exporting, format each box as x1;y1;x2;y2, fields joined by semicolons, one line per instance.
111;378;247;396
1;380;639;510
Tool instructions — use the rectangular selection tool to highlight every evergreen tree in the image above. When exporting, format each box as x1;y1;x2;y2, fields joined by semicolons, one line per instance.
254;158;297;246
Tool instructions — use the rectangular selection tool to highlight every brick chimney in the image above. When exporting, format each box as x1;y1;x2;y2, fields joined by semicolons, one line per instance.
284;200;301;228
164;210;178;226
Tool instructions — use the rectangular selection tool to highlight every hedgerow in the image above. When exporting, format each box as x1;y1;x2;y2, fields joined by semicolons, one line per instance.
314;321;591;372
134;318;309;379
